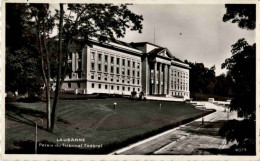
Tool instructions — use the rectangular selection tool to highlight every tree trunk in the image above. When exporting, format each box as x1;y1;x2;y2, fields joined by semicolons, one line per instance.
51;3;64;132
42;12;51;130
38;29;51;130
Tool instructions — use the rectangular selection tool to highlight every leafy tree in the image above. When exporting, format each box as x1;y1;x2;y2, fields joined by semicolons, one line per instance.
6;4;43;97
223;4;256;30
184;61;216;96
213;73;233;97
219;4;256;154
222;39;255;119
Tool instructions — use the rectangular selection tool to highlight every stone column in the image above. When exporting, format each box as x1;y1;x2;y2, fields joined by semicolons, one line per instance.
153;62;157;94
167;65;171;95
158;63;162;94
147;62;150;95
164;64;167;94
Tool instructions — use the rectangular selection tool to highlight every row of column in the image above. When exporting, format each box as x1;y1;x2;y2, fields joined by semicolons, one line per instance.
152;62;170;95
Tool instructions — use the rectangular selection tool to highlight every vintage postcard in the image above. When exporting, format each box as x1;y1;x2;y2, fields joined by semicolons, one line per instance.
0;0;259;160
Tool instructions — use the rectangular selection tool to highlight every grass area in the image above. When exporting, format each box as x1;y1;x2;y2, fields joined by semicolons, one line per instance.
5;98;214;154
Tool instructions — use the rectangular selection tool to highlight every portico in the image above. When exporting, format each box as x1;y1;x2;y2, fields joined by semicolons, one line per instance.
149;61;171;95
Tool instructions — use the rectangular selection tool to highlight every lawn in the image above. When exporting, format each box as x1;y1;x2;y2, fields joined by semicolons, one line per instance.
5;98;214;154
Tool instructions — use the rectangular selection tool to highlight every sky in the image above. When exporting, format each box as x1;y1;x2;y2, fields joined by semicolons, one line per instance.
49;4;255;76
117;4;255;76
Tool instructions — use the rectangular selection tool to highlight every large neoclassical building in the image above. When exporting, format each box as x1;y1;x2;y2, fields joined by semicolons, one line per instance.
61;38;190;99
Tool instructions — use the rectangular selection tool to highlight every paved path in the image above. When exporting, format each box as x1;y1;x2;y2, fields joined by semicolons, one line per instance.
111;102;238;155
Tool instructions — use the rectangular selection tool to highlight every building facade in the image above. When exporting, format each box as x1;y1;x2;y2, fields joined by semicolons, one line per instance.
61;38;190;99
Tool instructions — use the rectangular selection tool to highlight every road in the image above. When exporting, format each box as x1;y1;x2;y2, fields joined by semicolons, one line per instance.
111;102;238;155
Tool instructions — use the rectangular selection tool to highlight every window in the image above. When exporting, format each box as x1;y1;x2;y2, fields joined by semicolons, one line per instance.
137;63;140;69
132;78;135;84
92;83;95;88
111;77;113;82
122;79;125;83
137;71;140;77
98;84;101;89
128;87;130;91
117;67;120;74
127;69;130;76
111;57;114;64
128;60;131;67
127;78;130;84
105;65;108;72
105;55;108;62
117;86;119;90
138;88;140;92
123;87;125;91
122;69;125;75
91;51;95;60
104;75;107;81
98;64;102;72
111;85;114;90
133;70;135;77
68;83;71;88
117;58;120;65
98;53;102;61
91;73;94;79
137;79;140;85
122;59;125;66
91;62;95;70
111;66;114;74
98;74;101;80
116;77;119;82
78;72;81;78
105;85;108;89
133;87;135;91
133;61;135;68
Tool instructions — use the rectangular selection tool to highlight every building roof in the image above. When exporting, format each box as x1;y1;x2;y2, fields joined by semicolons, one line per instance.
173;57;184;63
52;35;188;65
148;47;165;56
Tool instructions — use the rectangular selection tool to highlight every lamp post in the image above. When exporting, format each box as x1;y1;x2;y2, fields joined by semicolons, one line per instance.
114;102;117;109
35;118;43;154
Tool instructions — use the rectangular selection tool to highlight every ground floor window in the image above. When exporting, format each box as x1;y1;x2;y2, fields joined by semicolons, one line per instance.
128;87;130;91
123;87;125;91
77;83;81;88
92;83;95;88
117;86;119;90
111;85;114;90
105;85;108;89
99;84;101;89
68;83;71;88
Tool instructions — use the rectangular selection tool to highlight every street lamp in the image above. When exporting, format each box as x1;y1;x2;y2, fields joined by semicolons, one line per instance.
114;102;117;109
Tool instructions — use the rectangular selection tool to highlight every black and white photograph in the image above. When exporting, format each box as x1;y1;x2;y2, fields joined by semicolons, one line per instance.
1;0;258;160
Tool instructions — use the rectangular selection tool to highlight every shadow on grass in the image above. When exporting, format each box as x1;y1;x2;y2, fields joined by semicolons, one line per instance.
6;110;216;154
6;104;71;129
